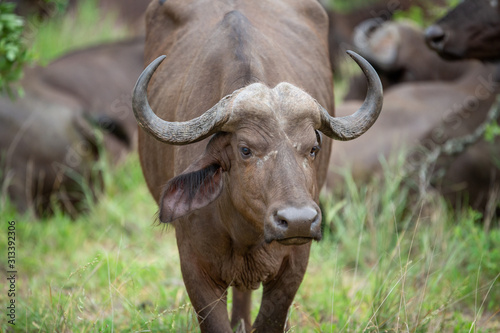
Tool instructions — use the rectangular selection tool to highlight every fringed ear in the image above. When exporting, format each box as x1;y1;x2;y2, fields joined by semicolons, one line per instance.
159;163;224;222
158;132;232;223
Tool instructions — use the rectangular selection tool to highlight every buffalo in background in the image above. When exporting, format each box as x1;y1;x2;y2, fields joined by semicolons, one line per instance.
1;0;149;217
345;18;477;100
323;0;446;74
1;38;144;216
32;38;145;162
1;37;145;216
1;84;102;217
422;0;500;216
425;0;500;62
328;18;500;217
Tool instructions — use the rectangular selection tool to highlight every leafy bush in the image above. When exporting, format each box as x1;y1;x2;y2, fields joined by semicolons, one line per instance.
0;2;31;97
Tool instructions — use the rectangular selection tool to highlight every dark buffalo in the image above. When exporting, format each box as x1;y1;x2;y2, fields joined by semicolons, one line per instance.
328;62;497;185
328;22;500;215
132;0;382;331
425;0;500;61
325;0;446;74
423;0;500;215
35;37;145;163
345;19;477;100
1;87;101;216
1;37;144;217
422;99;500;216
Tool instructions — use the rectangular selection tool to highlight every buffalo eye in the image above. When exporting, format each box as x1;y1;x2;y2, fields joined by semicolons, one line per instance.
310;145;320;158
240;147;252;159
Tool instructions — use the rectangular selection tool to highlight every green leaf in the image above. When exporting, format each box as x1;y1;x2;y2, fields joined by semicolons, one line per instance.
6;49;16;61
0;3;32;97
484;122;500;143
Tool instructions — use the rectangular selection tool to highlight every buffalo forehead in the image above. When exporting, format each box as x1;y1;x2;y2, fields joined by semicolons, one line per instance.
230;82;321;128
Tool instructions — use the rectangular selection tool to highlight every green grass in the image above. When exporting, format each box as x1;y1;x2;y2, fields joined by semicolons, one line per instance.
1;152;498;332
294;156;500;332
1;154;197;332
25;0;129;64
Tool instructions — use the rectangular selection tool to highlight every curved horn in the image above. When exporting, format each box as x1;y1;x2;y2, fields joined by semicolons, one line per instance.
319;50;383;141
132;55;234;145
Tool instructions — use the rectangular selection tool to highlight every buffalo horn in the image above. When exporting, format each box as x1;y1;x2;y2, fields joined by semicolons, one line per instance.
318;50;383;141
132;55;234;145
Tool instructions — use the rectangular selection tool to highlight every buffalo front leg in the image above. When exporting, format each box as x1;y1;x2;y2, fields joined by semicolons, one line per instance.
179;257;232;332
231;287;252;332
252;246;310;332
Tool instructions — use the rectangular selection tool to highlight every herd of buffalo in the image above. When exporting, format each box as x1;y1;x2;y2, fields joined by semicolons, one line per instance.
2;0;500;331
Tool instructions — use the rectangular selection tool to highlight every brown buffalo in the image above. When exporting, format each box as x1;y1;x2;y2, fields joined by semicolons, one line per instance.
324;0;446;74
423;0;500;214
1;37;144;217
328;21;500;214
36;37;145;162
0;87;101;216
420;93;500;216
345;19;477;100
425;0;500;61
328;61;496;184
133;1;382;331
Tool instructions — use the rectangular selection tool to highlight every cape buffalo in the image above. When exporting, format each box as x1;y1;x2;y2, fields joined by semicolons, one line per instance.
133;1;382;331
36;37;145;163
346;19;477;100
324;0;446;74
1;37;144;217
423;0;500;215
328;62;497;185
425;0;500;61
328;21;500;215
0;89;101;216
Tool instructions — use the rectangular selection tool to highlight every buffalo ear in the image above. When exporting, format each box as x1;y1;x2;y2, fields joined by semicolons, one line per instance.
159;163;224;223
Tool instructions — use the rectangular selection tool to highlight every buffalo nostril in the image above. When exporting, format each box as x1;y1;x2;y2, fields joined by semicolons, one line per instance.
425;25;446;49
274;211;289;229
278;219;288;227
